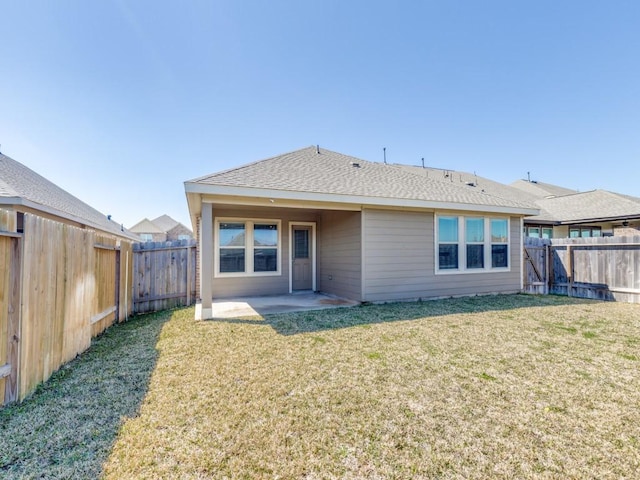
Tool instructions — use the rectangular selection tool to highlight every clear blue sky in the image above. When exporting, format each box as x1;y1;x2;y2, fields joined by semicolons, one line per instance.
2;1;639;229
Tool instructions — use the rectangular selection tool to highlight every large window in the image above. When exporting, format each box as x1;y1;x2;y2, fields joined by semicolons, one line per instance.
217;219;280;276
569;226;601;238
437;215;510;272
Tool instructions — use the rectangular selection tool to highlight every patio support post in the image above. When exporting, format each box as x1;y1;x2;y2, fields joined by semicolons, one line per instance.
199;202;213;319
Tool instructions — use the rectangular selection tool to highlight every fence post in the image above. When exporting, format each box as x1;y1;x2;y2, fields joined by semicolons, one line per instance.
114;248;121;323
545;243;550;295
566;244;573;297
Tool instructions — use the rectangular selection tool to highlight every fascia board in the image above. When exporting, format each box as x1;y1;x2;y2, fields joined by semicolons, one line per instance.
184;183;540;216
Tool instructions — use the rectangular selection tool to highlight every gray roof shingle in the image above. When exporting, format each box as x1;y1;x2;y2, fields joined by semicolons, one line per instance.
510;179;579;198
188;146;538;212
531;190;640;223
0;153;138;240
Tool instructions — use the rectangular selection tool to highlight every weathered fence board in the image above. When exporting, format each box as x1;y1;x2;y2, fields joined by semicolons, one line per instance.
525;236;640;303
133;240;197;314
0;211;137;405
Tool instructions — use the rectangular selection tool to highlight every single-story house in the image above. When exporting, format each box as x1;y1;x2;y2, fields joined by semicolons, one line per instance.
509;180;640;238
184;146;539;319
129;215;193;242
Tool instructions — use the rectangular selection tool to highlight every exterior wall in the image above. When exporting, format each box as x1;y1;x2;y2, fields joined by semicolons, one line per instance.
166;223;193;241
553;225;569;238
317;211;362;301
362;209;522;302
210;206;319;298
134;231;167;242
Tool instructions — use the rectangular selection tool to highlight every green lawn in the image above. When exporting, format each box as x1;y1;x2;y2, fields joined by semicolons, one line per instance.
1;294;639;479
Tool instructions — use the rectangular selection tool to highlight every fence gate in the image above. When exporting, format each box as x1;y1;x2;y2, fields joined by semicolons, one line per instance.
523;238;550;295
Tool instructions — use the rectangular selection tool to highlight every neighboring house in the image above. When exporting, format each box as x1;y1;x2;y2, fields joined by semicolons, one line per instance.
184;146;539;319
129;215;193;242
151;214;193;241
129;218;167;242
0;153;138;241
395;168;640;239
509;180;640;238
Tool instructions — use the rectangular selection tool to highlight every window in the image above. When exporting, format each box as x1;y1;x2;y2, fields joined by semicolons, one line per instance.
527;227;540;238
436;215;510;272
526;225;554;239
490;219;508;268
570;226;601;238
178;234;191;241
466;218;484;269
140;233;153;242
216;219;280;276
438;216;458;269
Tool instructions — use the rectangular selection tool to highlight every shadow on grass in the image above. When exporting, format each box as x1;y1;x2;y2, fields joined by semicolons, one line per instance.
0;309;172;480
209;294;595;336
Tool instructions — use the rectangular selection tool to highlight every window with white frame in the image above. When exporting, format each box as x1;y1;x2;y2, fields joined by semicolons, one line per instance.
490;219;509;268
217;219;280;276
437;215;510;272
139;233;153;242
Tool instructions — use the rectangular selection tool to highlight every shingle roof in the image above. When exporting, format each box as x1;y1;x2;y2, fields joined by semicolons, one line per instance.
531;190;640;223
510;179;578;198
187;146;538;212
0;153;139;240
151;214;179;232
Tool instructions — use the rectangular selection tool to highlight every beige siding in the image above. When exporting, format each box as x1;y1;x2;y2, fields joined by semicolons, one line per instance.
210;207;318;298
317;211;362;301
363;210;522;302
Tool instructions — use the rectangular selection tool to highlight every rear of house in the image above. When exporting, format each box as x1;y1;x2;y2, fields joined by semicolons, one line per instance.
185;147;538;319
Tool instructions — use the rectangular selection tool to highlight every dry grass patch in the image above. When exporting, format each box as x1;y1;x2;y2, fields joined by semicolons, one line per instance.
1;295;638;479
101;294;640;479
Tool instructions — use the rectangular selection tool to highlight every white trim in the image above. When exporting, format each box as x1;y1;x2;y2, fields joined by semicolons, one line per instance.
520;217;524;290
289;222;317;293
184;183;539;216
361;208;367;302
214;217;282;278
434;214;511;275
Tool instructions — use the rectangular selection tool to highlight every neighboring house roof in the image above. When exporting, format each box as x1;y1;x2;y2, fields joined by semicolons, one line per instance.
0;153;139;240
510;179;578;199
151;214;180;232
129;218;166;234
128;215;193;236
531;190;640;224
185;146;539;217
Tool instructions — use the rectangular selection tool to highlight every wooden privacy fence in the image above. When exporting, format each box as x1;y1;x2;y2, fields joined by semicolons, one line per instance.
0;209;133;405
524;236;640;303
133;240;197;314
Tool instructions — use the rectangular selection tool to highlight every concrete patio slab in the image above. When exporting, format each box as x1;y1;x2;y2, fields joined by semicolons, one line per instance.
196;292;358;319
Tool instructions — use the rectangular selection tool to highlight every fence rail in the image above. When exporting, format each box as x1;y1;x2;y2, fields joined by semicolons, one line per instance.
524;236;640;303
132;240;197;314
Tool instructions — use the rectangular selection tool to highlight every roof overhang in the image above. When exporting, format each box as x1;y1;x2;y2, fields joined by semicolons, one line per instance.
0;196;139;241
558;214;640;225
184;183;540;224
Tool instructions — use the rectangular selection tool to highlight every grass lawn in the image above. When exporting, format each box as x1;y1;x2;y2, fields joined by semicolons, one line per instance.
2;294;640;479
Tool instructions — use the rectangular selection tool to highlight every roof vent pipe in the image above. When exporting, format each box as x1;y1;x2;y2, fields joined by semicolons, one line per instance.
316;145;320;154
421;157;425;168
383;147;387;164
